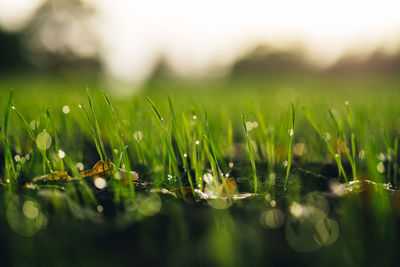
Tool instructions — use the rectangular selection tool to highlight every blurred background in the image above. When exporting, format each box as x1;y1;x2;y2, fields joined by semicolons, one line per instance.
0;0;400;93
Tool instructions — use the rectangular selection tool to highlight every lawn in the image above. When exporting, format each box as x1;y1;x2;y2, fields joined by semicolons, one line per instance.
1;72;400;266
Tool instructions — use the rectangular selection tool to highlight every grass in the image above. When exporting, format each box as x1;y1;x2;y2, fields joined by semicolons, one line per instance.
1;73;400;266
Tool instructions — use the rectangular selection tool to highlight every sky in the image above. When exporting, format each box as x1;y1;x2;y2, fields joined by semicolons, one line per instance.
1;0;400;82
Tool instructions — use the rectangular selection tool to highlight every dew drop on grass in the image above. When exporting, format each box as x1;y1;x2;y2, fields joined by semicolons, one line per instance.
94;177;107;189
195;140;200;145
97;205;104;213
76;162;84;171
62;105;70;114
377;162;385;173
58;149;65;159
323;132;331;142
290;202;304;217
29;120;36;130
133;131;143;142
283;161;288;168
36;131;52;151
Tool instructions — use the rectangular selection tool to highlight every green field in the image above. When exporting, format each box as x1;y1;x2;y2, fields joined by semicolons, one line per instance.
1;73;400;266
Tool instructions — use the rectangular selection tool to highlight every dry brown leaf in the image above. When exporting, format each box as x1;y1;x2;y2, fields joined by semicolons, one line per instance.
33;171;73;182
80;160;113;178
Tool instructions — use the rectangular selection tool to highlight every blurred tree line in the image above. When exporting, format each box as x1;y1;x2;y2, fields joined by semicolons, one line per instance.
230;44;400;78
0;0;399;78
0;0;100;72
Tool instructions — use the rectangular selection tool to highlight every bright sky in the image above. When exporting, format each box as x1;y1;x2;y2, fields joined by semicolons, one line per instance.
1;0;400;81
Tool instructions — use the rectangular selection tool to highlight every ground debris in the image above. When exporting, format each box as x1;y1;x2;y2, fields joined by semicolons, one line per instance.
28;160;140;186
32;171;75;182
80;160;114;178
81;160;139;182
330;179;394;196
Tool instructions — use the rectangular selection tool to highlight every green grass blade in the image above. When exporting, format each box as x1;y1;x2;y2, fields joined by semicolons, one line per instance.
242;114;257;194
284;103;295;191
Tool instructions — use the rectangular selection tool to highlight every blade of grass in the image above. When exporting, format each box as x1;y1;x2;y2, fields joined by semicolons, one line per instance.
146;97;183;192
168;94;195;196
284;103;295;191
242;114;257;194
103;92;135;198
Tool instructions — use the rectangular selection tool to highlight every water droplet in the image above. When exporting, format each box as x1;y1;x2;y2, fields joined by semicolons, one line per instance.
58;149;65;159
76;162;84;171
62;105;70;114
377;162;385;173
36;132;52;151
323;132;331;142
133;131;143;142
94;177;107;189
97;205;104;212
359;150;365;160
283;160;288;167
290;202;304;217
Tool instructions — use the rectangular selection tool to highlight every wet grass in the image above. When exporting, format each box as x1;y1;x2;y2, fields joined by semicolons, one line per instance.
1;73;400;266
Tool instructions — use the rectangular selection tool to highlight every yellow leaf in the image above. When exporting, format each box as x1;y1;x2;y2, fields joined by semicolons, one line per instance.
80;160;113;178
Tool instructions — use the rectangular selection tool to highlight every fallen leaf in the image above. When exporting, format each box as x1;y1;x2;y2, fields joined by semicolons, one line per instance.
33;171;73;182
80;160;113;178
